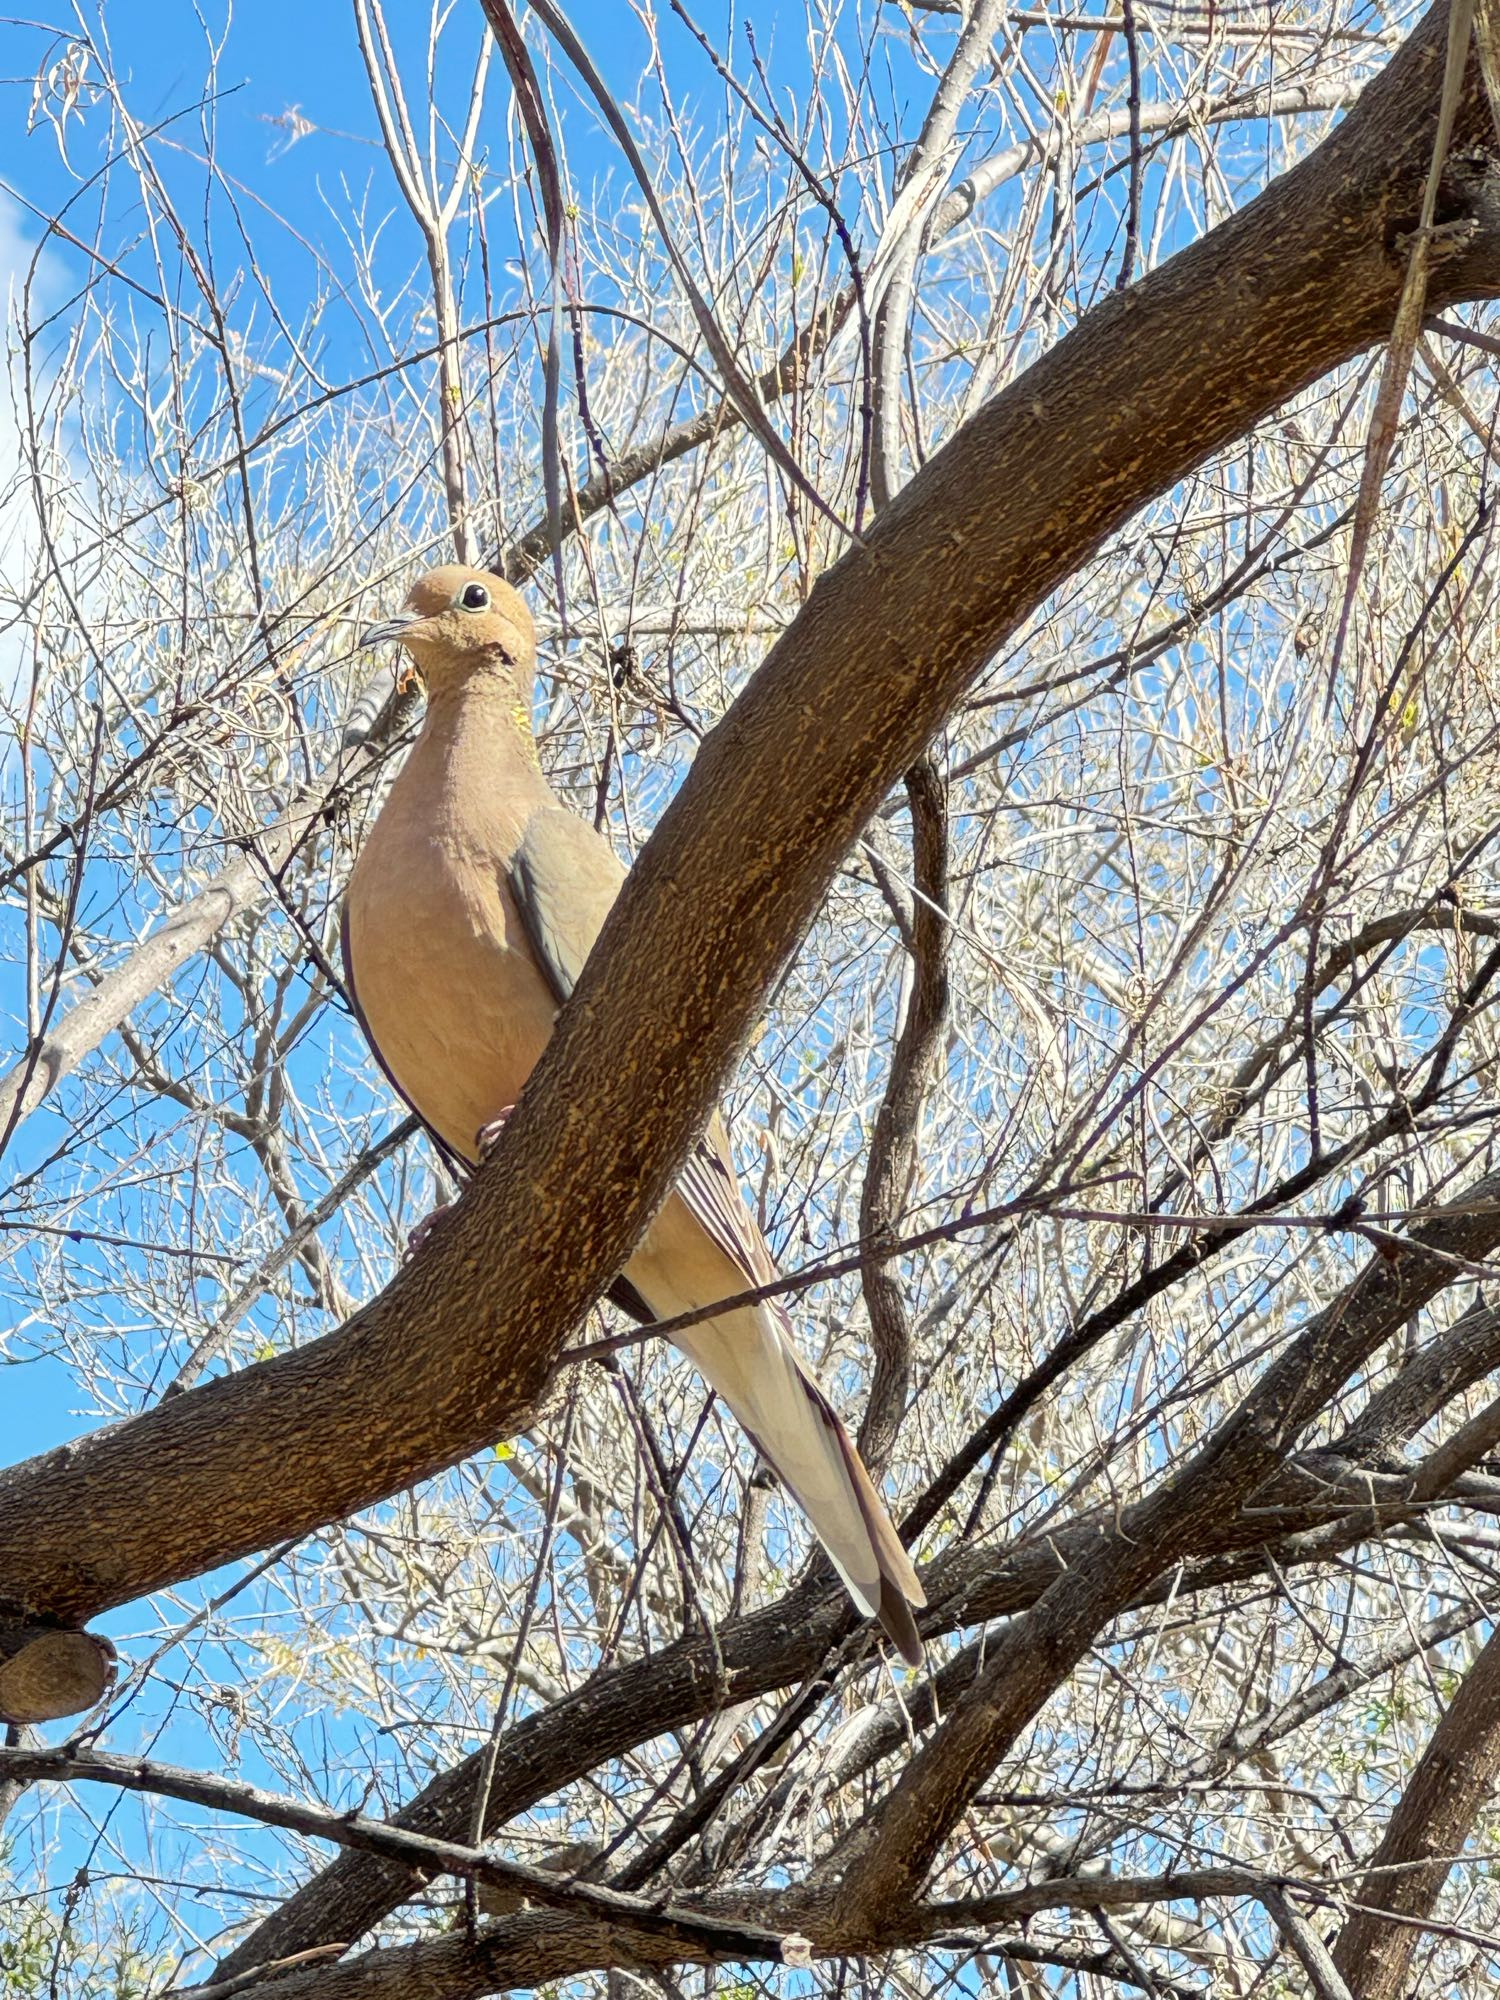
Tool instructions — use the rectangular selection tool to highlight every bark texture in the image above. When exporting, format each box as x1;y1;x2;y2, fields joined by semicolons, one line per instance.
1332;1623;1500;1999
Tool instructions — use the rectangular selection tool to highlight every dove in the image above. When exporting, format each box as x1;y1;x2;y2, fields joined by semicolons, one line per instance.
343;565;924;1663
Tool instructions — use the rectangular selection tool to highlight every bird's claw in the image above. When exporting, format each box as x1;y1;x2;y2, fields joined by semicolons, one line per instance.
475;1106;516;1162
403;1107;515;1260
405;1201;457;1260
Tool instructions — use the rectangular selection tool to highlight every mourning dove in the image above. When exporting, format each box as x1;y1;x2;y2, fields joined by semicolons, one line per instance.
344;564;925;1664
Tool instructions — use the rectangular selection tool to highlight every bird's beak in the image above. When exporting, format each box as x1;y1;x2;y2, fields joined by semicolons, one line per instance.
359;610;422;649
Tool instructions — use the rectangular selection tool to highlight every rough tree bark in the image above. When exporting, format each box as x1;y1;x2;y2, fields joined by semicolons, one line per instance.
1332;1622;1500;1998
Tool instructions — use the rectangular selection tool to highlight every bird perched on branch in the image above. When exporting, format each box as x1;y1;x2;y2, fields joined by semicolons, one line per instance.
343;564;925;1665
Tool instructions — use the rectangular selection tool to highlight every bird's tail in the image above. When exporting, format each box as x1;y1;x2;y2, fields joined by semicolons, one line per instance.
675;1305;926;1666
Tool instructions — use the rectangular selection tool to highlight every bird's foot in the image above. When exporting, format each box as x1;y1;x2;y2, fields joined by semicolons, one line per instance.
405;1201;458;1260
405;1110;517;1259
475;1106;516;1163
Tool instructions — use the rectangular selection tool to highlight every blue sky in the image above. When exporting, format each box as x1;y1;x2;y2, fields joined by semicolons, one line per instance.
0;0;903;420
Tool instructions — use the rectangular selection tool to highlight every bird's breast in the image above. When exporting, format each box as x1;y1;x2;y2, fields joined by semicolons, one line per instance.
345;817;557;1164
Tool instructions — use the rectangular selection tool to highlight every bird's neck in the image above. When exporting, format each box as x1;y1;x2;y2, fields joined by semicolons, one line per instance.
420;674;543;778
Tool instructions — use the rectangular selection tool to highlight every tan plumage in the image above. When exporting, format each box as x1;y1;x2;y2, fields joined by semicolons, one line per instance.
343;564;925;1664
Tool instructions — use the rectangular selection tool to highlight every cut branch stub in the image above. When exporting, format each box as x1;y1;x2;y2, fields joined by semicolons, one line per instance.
0;1620;116;1723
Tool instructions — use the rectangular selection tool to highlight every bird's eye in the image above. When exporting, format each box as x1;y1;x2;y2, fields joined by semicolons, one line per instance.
459;581;490;611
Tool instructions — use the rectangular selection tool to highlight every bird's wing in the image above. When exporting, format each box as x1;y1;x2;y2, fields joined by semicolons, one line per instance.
508;805;628;1005
679;1113;779;1286
509;807;771;1283
505;807;655;1323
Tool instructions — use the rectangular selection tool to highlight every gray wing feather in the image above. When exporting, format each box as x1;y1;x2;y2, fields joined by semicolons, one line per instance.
508;808;778;1314
507;810;648;1325
509;806;628;1005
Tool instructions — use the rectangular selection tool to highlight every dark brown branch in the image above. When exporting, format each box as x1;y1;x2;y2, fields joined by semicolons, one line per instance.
1335;1289;1500;1460
0;1743;782;1964
857;757;950;1471
189;1912;747;2000
852;1582;1500;1829
215;1864;1294;2000
1263;1885;1355;2000
203;1924;1203;2000
1331;1622;1500;1997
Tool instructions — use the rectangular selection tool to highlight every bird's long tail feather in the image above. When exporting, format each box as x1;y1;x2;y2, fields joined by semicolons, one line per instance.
675;1306;926;1666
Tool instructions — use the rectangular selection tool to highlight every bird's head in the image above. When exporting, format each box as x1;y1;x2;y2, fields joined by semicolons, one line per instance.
360;565;536;702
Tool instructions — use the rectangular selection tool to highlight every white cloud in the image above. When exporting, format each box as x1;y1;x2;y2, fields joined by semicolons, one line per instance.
0;189;75;743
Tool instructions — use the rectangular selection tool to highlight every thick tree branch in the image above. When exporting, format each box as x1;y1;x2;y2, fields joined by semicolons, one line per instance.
1263;1884;1356;2000
1331;1620;1500;1997
207;1863;1316;2000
